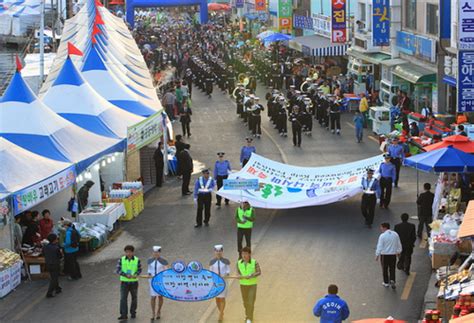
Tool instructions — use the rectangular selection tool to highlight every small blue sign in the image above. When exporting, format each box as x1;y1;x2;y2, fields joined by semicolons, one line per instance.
293;15;313;30
223;179;259;190
458;50;474;112
396;31;435;62
235;0;244;8
151;260;226;302
372;0;390;46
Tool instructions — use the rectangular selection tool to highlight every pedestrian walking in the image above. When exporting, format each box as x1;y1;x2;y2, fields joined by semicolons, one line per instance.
209;245;231;322
43;233;62;298
353;111;364;143
416;183;435;238
359;93;369;128
387;138;405;187
194;169;216;227
240;137;256;167
178;144;193;195
214;152;231;208
147;246;168;320
117;245;142;321
153;142;164;187
375;223;402;289
237;247;261;323
378;154;396;209
236;201;255;256
313;284;350;323
360;168;381;228
179;98;192;138
289;105;303;147
63;220;82;280
394;213;416;275
162;88;176;121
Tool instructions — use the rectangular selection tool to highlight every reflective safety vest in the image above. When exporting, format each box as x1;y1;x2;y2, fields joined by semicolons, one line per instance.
120;256;139;282
237;208;254;229
238;259;258;286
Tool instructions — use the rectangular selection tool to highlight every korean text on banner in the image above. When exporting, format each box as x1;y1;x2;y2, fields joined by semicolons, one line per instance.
372;0;390;46
331;0;347;43
458;50;474;112
223;179;260;190
13;166;76;215
127;112;164;155
459;0;474;50
255;0;266;11
217;154;383;209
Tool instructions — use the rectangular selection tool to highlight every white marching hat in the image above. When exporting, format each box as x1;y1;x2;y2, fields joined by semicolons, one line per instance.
153;246;162;252
214;244;224;251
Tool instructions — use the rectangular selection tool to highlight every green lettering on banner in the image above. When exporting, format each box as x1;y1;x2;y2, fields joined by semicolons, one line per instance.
127;112;164;155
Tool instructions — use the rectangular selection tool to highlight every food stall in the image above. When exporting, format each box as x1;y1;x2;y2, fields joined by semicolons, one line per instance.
108;182;144;221
77;202;125;230
0;249;22;297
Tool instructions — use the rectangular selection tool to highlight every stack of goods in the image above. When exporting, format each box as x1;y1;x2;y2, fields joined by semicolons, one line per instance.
430;214;463;269
121;182;143;192
109;189;132;199
436;268;474;318
452;294;474;318
57;221;108;251
0;249;22;298
422;310;441;323
107;182;144;221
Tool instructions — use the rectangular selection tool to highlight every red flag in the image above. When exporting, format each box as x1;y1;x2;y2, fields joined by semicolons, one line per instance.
67;42;83;56
95;0;103;7
15;54;22;71
95;9;104;25
92;36;97;44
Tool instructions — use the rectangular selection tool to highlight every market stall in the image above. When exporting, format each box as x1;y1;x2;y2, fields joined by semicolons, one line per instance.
77;203;125;230
0;249;22;298
107;182;144;221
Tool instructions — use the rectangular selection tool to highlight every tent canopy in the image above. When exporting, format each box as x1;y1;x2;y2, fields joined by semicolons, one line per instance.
404;146;474;173
424;135;474;153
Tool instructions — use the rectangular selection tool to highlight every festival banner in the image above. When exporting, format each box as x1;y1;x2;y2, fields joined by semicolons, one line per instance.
127;112;164;155
151;261;226;301
331;0;347;43
459;0;474;50
458;50;474;112
217;154;383;209
13;166;76;215
372;0;390;46
255;0;266;11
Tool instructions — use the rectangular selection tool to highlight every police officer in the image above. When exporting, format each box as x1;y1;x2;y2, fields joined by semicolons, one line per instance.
378;154;397;209
289;105;303;147
214;152;232;208
193;169;216;227
209;245;231;322
116;245;142;320
237;247;261;323
361;168;381;228
387;137;405;187
240;137;256;167
147;246;169;320
235;201;255;256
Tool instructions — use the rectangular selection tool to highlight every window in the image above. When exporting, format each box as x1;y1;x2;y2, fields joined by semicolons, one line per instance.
359;3;366;22
405;0;417;29
426;4;438;35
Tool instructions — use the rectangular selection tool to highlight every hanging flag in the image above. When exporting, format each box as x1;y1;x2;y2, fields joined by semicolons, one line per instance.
95;0;103;7
95;9;104;25
67;42;83;56
15;54;22;71
92;24;101;36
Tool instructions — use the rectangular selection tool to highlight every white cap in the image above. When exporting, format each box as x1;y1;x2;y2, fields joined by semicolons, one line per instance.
214;244;224;251
153;246;162;252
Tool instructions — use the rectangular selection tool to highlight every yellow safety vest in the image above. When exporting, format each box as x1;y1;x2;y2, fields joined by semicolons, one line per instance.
238;259;258;286
237;207;254;229
120;256;139;282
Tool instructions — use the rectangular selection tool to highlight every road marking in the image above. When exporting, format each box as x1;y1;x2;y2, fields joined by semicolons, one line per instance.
261;126;289;164
198;210;277;323
368;135;379;143
401;272;417;300
345;122;355;129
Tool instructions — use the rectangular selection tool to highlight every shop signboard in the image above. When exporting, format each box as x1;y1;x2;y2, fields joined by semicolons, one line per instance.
0;268;11;298
459;0;474;50
255;0;266;11
395;31;436;63
331;0;347;43
12;166;76;215
293;15;313;30
372;0;390;46
151;261;226;301
458;50;474;112
127;112;164;155
218;154;383;209
312;13;331;38
278;0;292;33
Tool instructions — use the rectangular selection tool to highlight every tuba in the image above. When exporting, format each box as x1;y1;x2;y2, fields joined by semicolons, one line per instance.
238;73;250;87
232;85;242;99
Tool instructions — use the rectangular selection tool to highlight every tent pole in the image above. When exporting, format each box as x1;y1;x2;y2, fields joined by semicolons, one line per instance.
416;168;419;197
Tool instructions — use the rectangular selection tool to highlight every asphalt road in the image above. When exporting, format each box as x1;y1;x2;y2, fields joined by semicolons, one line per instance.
0;83;435;323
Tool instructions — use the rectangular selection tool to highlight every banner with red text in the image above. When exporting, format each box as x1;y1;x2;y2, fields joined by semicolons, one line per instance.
217;154;383;209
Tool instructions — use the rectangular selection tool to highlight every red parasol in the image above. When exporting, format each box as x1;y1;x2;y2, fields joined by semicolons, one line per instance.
208;3;230;10
424;135;474;153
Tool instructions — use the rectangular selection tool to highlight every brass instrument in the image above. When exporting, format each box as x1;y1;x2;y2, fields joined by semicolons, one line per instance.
238;73;250;87
232;84;244;99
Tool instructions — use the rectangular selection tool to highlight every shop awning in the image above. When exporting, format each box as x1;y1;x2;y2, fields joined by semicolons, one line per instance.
346;47;391;64
288;35;348;57
392;63;437;84
380;58;406;67
458;201;474;238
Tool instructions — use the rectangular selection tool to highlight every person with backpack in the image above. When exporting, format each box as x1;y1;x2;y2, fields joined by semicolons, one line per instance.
63;220;82;280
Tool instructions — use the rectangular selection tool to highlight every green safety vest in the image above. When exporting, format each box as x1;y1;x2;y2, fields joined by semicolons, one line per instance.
238;259;258;286
237;208;254;229
120;256;139;282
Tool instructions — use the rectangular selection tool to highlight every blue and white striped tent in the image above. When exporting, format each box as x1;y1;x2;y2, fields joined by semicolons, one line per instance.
312;44;349;57
288;35;348;57
42;56;144;139
0;71;122;173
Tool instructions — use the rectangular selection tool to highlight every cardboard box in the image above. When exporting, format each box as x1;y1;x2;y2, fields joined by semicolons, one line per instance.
432;254;452;269
436;298;455;319
457;240;473;254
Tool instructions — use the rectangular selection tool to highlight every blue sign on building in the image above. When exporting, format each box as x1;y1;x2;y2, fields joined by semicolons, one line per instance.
372;0;390;46
458;51;474;112
396;31;436;63
293;15;313;30
235;0;244;8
